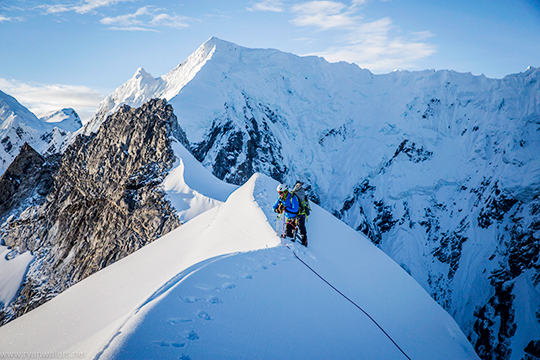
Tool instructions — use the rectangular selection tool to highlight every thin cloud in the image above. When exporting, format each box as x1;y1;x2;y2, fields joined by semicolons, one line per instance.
100;6;191;31
0;78;105;123
248;0;285;12
290;0;436;72
0;14;12;22
40;0;134;15
291;1;359;29
106;26;159;32
149;13;191;28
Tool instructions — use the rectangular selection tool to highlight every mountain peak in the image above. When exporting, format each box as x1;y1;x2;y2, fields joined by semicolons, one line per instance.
133;67;153;80
202;36;238;50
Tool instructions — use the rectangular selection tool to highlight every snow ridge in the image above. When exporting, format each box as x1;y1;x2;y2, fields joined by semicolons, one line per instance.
0;173;479;360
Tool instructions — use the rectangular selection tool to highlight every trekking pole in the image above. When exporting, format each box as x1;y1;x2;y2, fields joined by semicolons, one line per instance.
276;212;285;238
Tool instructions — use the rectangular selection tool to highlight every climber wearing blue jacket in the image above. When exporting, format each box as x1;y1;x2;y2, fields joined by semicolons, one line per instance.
273;183;307;246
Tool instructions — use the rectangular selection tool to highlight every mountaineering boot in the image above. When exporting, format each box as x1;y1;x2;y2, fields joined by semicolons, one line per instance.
301;235;308;247
286;236;295;242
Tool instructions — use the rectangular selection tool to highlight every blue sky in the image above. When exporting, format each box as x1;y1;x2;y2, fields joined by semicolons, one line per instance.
1;0;539;122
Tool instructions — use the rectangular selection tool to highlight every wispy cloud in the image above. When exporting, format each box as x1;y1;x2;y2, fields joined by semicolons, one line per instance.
290;0;436;72
39;0;134;15
100;6;192;31
0;14;12;22
0;78;105;123
248;0;285;12
291;1;359;29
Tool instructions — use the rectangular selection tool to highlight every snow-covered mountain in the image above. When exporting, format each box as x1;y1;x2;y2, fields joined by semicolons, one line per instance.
0;172;480;360
0;91;82;175
40;108;82;133
81;37;540;360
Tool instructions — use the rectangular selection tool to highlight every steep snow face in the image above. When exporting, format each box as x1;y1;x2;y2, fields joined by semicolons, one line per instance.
0;174;479;360
0;91;83;174
84;38;540;359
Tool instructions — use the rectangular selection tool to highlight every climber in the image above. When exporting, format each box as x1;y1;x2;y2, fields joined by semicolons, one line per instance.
292;180;310;245
273;182;309;247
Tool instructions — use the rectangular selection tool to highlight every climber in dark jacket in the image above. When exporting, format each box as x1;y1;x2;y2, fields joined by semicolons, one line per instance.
273;183;308;246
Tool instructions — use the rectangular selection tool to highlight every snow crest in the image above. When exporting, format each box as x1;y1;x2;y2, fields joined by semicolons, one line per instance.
0;173;478;360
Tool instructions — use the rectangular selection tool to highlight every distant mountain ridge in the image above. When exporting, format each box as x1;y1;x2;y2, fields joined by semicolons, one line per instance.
82;37;539;360
0;90;82;175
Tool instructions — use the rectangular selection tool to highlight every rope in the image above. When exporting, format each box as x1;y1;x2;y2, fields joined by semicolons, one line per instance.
278;220;412;360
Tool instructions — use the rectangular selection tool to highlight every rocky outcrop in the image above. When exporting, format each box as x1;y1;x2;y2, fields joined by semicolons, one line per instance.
192;94;288;185
0;99;183;324
0;143;58;222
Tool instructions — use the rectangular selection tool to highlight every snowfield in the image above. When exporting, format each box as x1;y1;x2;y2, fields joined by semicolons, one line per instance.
0;173;478;360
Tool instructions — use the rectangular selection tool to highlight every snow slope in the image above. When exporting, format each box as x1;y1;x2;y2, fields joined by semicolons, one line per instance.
40;108;82;133
163;139;237;223
0;173;478;360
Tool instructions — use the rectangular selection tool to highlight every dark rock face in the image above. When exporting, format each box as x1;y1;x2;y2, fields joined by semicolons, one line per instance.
191;95;287;185
0;99;183;325
0;143;58;221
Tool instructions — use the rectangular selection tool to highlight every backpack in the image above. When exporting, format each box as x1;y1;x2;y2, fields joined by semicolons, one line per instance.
292;181;311;216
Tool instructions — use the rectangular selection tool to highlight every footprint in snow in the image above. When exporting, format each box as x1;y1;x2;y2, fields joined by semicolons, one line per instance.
154;341;185;348
179;296;204;303
186;330;200;340
206;295;222;304
195;284;217;291
197;310;212;320
168;318;193;325
221;282;236;290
